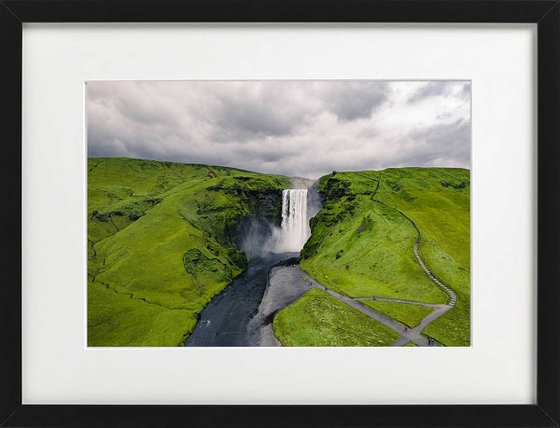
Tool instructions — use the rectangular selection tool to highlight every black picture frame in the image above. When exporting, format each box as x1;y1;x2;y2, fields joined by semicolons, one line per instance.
1;1;558;427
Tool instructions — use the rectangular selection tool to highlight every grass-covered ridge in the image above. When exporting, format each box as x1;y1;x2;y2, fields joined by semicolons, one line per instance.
299;167;470;346
88;157;289;346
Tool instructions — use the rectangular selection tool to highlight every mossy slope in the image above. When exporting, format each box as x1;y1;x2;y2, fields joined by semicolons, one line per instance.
299;168;470;346
88;157;289;346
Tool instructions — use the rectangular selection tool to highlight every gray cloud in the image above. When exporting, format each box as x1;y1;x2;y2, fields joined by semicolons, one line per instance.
210;83;311;141
87;80;470;179
325;82;390;121
405;119;471;167
408;81;470;104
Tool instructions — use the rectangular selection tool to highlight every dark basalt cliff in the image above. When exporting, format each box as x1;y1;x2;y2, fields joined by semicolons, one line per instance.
207;180;285;261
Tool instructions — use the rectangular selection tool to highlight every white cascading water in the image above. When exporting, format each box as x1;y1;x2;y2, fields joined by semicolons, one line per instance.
278;189;310;253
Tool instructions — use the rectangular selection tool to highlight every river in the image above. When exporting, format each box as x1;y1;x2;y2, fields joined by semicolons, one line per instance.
185;186;313;346
184;252;297;346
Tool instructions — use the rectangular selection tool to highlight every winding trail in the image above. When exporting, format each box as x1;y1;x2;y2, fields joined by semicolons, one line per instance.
385;202;457;344
413;241;457;306
354;174;457;344
300;271;440;347
355;296;439;307
265;262;454;347
269;174;459;347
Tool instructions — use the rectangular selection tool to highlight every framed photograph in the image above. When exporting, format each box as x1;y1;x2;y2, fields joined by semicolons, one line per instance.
86;79;470;349
1;1;559;427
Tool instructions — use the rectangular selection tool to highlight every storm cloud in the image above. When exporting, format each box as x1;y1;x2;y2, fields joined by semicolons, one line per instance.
87;80;470;179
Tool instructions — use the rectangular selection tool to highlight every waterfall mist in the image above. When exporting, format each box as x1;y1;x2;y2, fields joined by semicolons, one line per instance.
238;219;276;259
239;180;322;258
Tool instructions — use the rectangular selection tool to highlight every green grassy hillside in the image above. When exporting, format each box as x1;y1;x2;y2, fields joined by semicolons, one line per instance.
89;159;470;347
361;300;434;329
299;168;470;346
88;157;289;346
273;288;400;346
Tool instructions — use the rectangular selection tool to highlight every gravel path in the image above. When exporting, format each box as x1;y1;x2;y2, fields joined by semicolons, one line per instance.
355;296;440;308
359;175;458;345
300;272;436;347
264;264;450;347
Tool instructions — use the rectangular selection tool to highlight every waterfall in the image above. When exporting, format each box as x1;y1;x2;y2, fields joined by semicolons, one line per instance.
278;189;310;253
260;185;318;255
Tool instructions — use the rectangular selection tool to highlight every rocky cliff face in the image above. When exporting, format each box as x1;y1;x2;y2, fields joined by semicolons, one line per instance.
206;179;285;259
232;189;284;258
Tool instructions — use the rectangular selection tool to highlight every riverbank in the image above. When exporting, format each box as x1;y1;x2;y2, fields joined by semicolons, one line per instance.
248;260;311;346
184;253;297;346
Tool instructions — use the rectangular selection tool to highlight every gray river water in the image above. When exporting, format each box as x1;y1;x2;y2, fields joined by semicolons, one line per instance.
184;253;298;346
185;186;316;347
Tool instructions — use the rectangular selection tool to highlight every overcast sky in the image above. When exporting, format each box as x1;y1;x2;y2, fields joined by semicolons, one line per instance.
87;80;470;179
